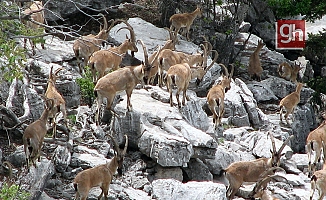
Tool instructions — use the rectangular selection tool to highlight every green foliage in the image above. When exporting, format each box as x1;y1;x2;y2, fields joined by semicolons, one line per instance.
307;76;326;111
0;183;30;200
67;114;77;124
267;0;326;22
76;66;95;106
303;30;326;65
0;2;46;82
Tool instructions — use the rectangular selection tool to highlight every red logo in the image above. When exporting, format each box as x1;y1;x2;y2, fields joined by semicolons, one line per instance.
276;20;306;50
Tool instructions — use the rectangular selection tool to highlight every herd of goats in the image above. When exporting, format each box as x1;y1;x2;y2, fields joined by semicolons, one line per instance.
2;1;326;200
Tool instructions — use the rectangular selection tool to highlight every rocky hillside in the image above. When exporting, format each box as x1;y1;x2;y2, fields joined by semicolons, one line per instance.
0;1;323;200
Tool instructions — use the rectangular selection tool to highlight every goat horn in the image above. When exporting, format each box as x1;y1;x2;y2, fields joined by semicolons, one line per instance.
219;63;229;77
122;135;128;155
229;63;234;78
116;20;136;42
107;133;120;156
268;132;277;155
200;43;207;68
99;13;108;31
252;175;287;195
137;39;149;67
277;135;294;156
150;46;162;66
54;67;63;76
259;166;285;178
164;27;176;44
205;50;219;73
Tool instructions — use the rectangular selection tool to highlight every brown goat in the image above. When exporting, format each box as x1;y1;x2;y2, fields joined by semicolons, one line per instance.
279;82;303;125
166;63;192;108
206;63;234;127
169;5;202;43
23;98;54;168
248;40;264;81
157;45;206;87
306;112;326;177
45;66;67;138
73;14;115;74
146;28;177;85
93;40;150;124
88;26;138;83
278;61;303;83
73;134;128;200
223;133;293;199
22;1;45;55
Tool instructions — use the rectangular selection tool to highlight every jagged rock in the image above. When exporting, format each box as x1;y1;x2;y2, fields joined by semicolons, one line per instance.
152;165;183;182
182;158;213;181
290;153;308;172
21;157;55;200
6;79;44;121
7;145;26;167
70;145;110;168
138;124;193;167
152;179;227;200
53;145;71;173
291;104;316;153
204;146;239;175
44;0;129;21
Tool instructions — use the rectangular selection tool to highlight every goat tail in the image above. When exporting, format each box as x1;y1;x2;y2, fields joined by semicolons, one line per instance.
311;174;317;182
219;168;226;176
73;182;78;191
26;138;31;146
171;74;176;85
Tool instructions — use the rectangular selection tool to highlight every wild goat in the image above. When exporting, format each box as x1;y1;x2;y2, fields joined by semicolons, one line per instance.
23;98;54;168
223;133;293;199
279;82;303;125
45;66;67;138
166;63;191;108
93;40;150;124
206;63;234;127
22;1;45;55
278;61;303;83
249;175;287;200
157;44;207;87
169;5;202;43
248;40;264;81
88;25;138;83
146;28;177;85
73;134;128;200
306;112;326;177
310;162;326;200
73;14;115;74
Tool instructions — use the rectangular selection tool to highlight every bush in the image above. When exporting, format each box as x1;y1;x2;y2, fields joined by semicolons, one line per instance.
76;66;95;106
0;183;30;200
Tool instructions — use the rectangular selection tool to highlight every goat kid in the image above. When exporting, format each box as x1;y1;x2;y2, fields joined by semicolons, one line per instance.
206;63;233;127
45;66;67;138
22;1;45;55
93;39;150;124
279;82;303;125
73;134;128;200
248;40;264;81
88;26;138;83
169;5;202;43
278;61;303;83
223;133;293;199
23;98;54;168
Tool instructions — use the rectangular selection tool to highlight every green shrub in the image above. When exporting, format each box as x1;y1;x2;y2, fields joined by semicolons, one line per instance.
76;66;95;106
0;183;30;200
